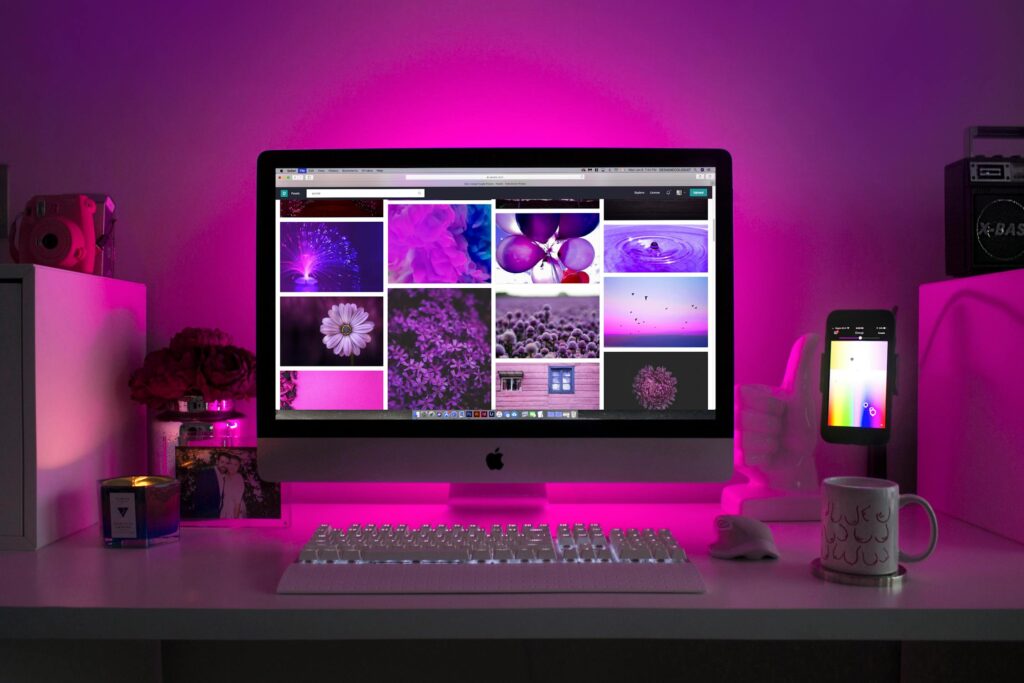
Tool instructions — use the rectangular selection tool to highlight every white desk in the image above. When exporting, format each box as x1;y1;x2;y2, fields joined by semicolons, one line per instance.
0;501;1019;643
8;501;1024;683
1;504;1022;641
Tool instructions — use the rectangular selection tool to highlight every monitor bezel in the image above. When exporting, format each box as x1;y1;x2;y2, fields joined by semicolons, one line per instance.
257;148;733;439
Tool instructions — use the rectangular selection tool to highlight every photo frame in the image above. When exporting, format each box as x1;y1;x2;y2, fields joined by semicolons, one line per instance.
175;446;284;526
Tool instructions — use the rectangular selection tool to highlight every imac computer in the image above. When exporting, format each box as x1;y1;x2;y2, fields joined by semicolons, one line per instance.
257;149;733;490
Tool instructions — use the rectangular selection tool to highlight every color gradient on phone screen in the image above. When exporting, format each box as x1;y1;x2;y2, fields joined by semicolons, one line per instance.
827;340;887;428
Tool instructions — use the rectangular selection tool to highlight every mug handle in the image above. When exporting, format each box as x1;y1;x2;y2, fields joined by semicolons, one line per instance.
898;494;938;563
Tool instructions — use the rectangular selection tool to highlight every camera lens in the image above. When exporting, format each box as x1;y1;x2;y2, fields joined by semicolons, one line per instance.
40;233;59;250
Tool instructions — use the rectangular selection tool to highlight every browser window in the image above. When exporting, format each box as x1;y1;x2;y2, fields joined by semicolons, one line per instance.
273;167;716;420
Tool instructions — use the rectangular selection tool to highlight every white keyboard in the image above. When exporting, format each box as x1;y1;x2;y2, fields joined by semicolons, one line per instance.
277;523;706;594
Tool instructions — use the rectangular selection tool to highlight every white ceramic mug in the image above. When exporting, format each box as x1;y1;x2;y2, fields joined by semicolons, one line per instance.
821;476;938;576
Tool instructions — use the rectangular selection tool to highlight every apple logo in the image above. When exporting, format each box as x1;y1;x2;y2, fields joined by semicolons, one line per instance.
485;448;504;471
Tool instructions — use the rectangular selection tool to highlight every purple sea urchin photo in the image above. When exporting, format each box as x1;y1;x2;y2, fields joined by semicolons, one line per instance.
632;365;677;410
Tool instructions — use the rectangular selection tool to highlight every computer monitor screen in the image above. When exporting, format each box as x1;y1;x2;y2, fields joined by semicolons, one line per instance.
257;149;733;482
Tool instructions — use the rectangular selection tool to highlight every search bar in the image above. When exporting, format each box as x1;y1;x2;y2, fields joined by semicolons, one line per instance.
405;174;585;180
305;189;425;198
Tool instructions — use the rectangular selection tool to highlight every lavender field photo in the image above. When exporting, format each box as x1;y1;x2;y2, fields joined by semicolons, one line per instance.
495;289;600;359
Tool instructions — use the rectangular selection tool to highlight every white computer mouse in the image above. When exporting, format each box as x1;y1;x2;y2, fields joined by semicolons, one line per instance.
709;514;780;560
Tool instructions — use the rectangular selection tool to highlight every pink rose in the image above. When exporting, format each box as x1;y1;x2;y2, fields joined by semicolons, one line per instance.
129;328;256;407
169;327;233;352
129;348;202;408
200;345;256;399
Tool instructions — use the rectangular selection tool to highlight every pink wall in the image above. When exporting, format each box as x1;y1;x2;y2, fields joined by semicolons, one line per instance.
3;1;1023;488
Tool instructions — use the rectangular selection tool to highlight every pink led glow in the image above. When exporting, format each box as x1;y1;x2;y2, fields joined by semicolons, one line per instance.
5;2;1024;496
285;482;725;505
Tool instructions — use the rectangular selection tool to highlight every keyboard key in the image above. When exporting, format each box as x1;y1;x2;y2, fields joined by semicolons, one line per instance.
536;547;557;561
361;548;470;563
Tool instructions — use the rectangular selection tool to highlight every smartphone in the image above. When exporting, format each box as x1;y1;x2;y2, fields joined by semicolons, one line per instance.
820;309;896;445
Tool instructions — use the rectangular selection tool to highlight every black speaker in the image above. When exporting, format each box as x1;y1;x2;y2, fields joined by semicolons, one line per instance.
945;126;1024;277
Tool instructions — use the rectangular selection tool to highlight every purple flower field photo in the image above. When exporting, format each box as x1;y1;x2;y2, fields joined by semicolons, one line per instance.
495;291;600;359
387;288;491;410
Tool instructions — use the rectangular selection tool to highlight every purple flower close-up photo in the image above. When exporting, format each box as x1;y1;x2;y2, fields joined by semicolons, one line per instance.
279;296;383;367
387;289;491;410
632;365;678;410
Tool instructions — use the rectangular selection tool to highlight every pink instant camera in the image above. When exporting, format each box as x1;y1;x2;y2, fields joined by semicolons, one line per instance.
10;194;116;276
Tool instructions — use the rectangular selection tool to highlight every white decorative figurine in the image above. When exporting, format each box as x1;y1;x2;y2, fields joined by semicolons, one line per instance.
721;333;824;521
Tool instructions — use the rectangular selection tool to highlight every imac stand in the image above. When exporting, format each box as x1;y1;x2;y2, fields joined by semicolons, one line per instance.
447;483;549;510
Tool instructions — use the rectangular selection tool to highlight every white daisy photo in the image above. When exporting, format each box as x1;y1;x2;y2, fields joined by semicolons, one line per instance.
320;303;375;357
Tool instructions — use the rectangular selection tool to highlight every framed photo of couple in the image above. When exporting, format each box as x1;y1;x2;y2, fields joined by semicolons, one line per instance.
175;446;284;525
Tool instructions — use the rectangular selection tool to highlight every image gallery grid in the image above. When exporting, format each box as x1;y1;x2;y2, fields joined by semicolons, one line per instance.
274;190;715;417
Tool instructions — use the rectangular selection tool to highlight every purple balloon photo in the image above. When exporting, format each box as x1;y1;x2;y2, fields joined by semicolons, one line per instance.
494;212;601;284
555;213;600;240
496;235;545;273
558;238;595;271
516;213;560;243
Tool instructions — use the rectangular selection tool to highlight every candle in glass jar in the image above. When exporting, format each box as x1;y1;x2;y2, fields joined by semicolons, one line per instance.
100;476;180;547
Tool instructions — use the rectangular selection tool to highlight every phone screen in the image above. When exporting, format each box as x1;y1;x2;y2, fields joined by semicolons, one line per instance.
826;322;891;429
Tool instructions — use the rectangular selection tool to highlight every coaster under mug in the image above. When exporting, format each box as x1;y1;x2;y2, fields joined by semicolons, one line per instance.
811;558;906;587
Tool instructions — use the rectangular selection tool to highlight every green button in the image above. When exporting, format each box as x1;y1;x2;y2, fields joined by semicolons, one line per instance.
689;188;708;198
